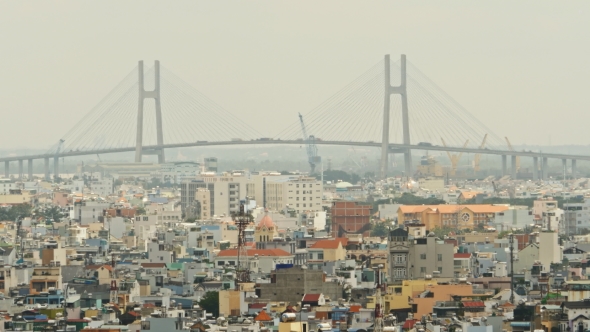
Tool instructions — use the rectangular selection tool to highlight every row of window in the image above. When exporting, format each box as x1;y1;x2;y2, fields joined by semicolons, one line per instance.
420;253;443;261
419;266;443;273
295;203;321;208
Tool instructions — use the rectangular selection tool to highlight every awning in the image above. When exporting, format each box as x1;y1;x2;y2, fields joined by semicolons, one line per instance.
510;322;531;327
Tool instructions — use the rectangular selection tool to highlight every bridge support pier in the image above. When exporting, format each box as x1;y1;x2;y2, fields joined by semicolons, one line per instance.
541;157;548;180
54;157;59;182
511;156;517;179
533;157;539;180
4;161;8;178
380;54;410;178
501;155;507;176
44;157;50;181
18;160;23;180
28;159;33;180
572;159;577;178
562;159;567;179
135;60;165;163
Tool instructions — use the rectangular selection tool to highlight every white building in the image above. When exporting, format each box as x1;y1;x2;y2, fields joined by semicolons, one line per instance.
157;162;201;184
71;200;110;225
214;248;294;274
198;171;252;216
90;178;114;197
563;200;590;236
0;178;16;194
147;239;174;263
538;231;562;271
265;176;323;213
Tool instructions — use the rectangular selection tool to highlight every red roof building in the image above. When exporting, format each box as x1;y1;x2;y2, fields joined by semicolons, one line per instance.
254;310;273;322
454;253;471;259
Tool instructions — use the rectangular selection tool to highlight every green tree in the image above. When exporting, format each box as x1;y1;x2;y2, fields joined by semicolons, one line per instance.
198;291;219;317
371;222;389;237
38;206;64;223
135;207;146;215
430;226;463;238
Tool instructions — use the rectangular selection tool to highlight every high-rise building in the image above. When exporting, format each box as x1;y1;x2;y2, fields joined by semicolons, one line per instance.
204;157;218;173
265;176;323;213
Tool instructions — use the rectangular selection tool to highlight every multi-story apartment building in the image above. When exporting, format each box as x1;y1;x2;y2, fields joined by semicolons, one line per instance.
388;227;410;282
563;200;590;235
331;201;371;237
407;233;454;278
181;172;253;217
265;176;323;213
90;178;114;197
156;161;201;184
0;178;16;194
180;180;215;216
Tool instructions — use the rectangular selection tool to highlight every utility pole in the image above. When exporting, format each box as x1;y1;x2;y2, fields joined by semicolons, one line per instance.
509;233;515;304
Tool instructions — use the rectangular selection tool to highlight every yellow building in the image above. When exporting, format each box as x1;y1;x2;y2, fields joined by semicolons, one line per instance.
309;238;347;261
383;279;436;312
383;279;485;317
397;204;508;230
219;289;241;317
255;214;278;242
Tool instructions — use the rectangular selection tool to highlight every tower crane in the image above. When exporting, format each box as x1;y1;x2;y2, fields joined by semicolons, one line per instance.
441;138;469;176
504;137;520;172
298;113;320;173
473;134;487;173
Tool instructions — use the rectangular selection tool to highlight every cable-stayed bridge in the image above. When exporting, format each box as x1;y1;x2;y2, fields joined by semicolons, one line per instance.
0;55;584;180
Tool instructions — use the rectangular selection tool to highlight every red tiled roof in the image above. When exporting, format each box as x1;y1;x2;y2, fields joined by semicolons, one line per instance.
349;305;361;313
249;303;267;309
310;238;348;249
217;248;291;257
86;264;113;272
141;263;167;268
403;320;417;329
254;310;273;321
127;311;140;317
302;294;321;302
143;303;156;308
462;301;485;307
454;253;471;259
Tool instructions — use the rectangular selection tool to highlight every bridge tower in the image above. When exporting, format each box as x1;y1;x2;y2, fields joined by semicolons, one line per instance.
380;54;411;179
135;60;165;163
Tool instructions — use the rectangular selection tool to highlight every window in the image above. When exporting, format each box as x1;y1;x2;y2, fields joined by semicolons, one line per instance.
308;253;313;259
318;253;324;260
438;267;443;273
420;267;426;273
420;254;426;260
438;254;442;261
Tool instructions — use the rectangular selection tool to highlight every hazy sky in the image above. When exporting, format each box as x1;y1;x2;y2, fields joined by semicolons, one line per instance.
1;1;589;149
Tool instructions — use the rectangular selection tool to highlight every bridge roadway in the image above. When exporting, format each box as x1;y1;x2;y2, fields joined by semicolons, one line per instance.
0;140;588;163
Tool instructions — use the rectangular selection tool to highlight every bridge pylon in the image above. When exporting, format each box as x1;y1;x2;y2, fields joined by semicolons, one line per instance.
135;60;165;163
380;54;411;179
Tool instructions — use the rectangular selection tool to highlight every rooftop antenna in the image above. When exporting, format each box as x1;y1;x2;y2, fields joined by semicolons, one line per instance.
233;203;252;290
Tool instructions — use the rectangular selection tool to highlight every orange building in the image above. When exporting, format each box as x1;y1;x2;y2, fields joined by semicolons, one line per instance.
397;204;508;230
331;201;372;237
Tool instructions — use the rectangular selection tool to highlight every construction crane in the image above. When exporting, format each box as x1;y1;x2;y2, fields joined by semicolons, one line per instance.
441;138;469;176
298;113;320;173
53;139;65;181
473;134;488;173
505;137;520;172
